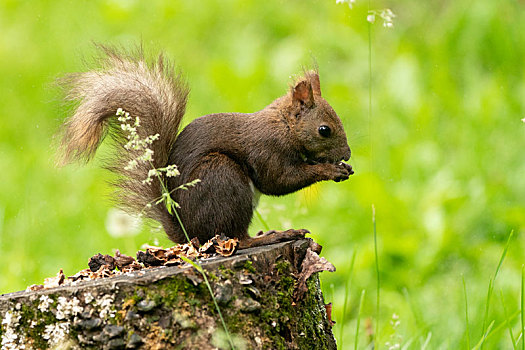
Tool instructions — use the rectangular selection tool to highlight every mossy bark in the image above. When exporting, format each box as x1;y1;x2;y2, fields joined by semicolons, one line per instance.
0;239;336;349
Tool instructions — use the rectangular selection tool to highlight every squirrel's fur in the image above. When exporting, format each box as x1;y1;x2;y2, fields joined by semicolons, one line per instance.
59;46;353;247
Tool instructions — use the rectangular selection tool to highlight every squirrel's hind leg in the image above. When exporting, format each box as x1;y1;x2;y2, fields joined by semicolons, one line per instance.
175;152;253;244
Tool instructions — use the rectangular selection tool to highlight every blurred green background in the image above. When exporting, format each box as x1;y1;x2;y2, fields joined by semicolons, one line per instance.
1;0;524;348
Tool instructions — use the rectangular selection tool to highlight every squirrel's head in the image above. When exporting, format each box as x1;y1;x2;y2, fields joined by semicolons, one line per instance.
289;71;351;164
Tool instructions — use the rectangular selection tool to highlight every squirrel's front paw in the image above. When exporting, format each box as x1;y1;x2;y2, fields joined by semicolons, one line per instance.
328;162;354;182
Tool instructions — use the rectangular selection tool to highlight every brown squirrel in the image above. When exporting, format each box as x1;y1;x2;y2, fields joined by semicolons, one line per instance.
59;46;353;249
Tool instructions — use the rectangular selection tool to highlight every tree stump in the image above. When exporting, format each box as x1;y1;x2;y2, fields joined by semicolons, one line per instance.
0;239;337;349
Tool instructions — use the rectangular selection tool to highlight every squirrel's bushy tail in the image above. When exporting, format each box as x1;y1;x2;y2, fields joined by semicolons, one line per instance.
59;45;189;234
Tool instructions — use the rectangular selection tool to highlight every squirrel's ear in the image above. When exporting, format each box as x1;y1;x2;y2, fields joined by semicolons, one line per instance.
309;73;321;97
292;80;314;108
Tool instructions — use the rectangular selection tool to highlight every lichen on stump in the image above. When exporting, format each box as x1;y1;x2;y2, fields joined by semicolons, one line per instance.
0;239;337;349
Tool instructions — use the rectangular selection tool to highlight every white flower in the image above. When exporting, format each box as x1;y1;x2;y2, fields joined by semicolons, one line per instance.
138;148;154;162
105;208;141;238
336;0;355;8
124;159;138;171
367;14;376;23
165;164;180;177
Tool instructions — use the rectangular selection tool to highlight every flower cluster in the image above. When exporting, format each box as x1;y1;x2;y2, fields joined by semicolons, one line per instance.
336;0;396;28
336;0;355;9
116;108;160;171
385;313;402;350
116;109;182;186
367;8;396;28
142;164;180;185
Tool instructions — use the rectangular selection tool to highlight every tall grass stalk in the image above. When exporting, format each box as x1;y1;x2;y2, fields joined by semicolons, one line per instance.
421;332;432;350
500;290;518;350
372;204;380;343
475;309;521;345
367;0;380;341
463;275;471;350
355;289;366;350
473;321;495;350
520;265;525;350
480;230;514;349
340;250;357;349
368;0;373;161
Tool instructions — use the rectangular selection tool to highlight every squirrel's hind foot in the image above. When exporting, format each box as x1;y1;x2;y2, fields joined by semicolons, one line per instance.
238;229;309;249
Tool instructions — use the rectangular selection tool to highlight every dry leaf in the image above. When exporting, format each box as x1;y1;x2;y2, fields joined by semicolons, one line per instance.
44;269;66;289
325;302;335;326
294;248;336;300
88;253;116;272
215;236;239;257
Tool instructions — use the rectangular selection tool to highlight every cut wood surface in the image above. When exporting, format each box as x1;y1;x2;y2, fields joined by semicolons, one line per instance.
0;238;337;349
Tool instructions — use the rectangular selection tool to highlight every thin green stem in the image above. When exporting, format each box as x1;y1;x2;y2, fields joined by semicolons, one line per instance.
149;160;235;349
255;209;270;232
172;205;235;349
368;0;373;165
355;289;366;350
480;278;493;350
340;250;357;349
373;204;380;344
463;275;471;350
520;265;525;350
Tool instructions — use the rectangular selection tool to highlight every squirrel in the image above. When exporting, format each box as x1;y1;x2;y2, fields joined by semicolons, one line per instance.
59;46;353;249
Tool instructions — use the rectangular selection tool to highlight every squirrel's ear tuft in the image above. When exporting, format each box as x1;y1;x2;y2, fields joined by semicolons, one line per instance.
292;79;314;108
307;72;321;97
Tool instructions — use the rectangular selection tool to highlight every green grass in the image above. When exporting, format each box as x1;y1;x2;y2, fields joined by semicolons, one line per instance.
1;0;524;348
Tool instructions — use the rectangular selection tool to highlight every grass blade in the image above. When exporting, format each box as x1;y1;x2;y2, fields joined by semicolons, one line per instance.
500;289;517;350
355;289;366;350
480;278;494;349
255;209;270;232
481;230;514;349
463;275;471;350
340;250;357;349
472;321;495;350
421;332;432;350
476;309;521;345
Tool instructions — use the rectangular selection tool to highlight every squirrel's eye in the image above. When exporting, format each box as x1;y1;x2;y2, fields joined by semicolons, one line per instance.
318;125;331;137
